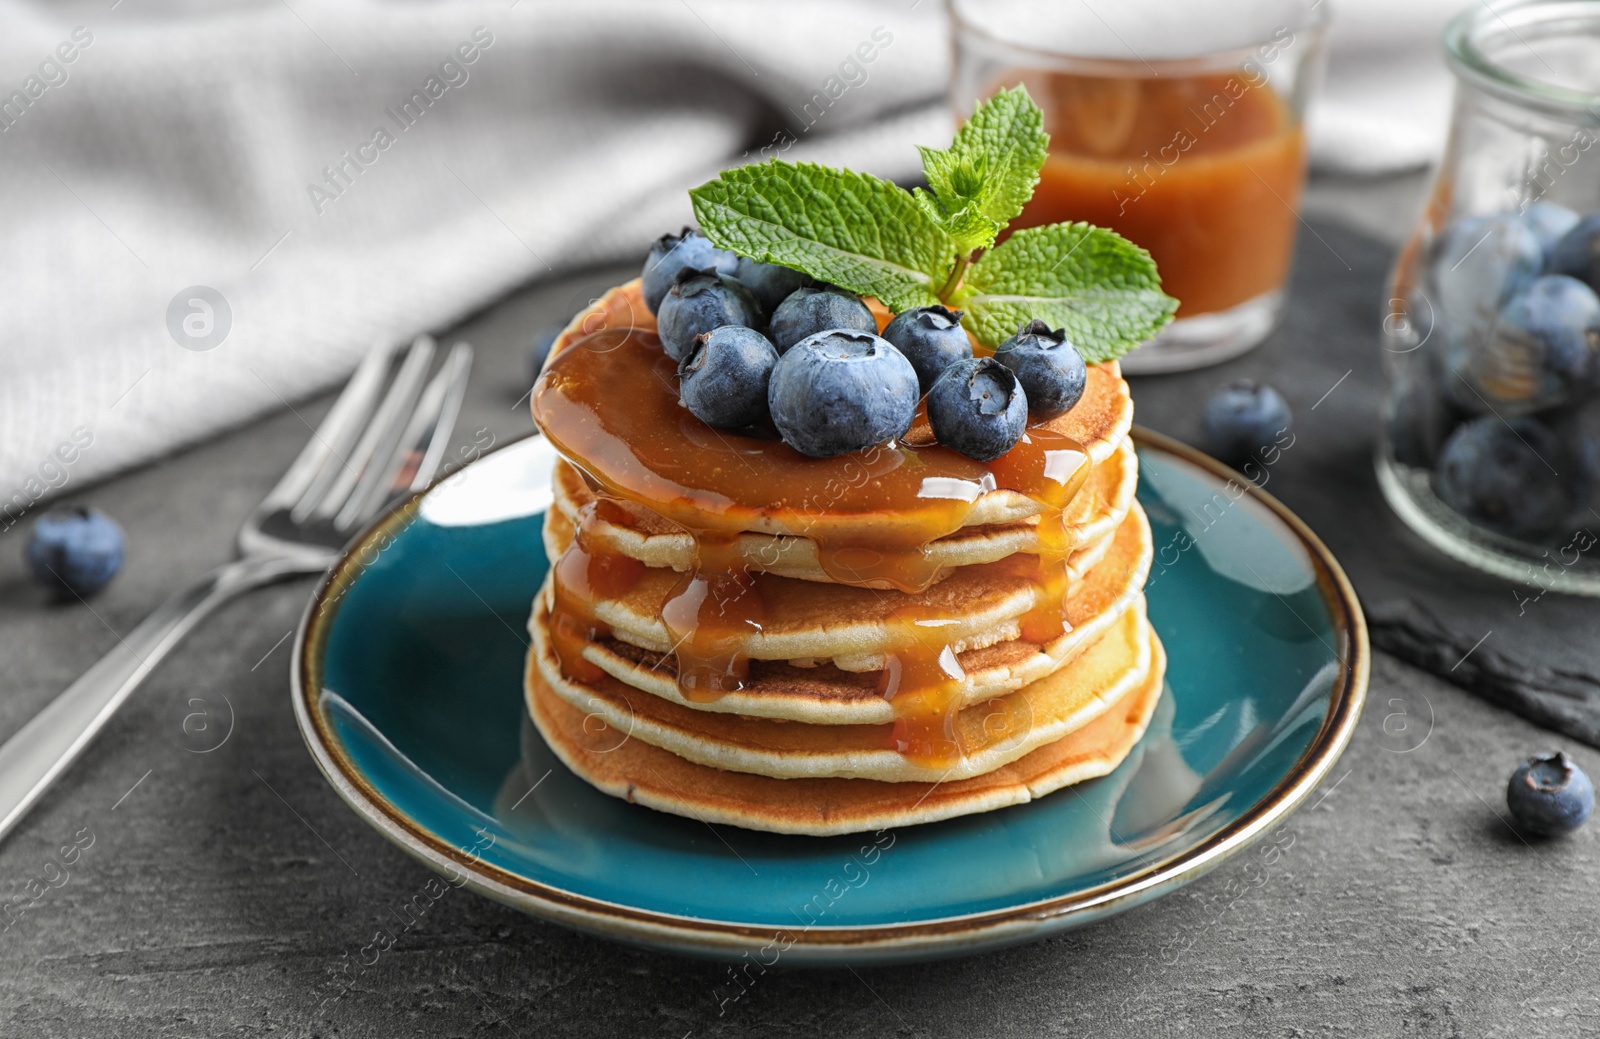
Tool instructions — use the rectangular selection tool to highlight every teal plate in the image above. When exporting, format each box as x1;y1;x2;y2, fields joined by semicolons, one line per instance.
292;428;1367;964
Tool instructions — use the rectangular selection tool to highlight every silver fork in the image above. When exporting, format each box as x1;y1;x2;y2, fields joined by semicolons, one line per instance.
0;335;474;845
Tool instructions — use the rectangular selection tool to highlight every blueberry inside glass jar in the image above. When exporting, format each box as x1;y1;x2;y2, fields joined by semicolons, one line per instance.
1379;0;1600;594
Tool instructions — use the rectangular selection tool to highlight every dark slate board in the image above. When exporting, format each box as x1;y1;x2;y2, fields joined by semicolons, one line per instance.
1128;222;1600;746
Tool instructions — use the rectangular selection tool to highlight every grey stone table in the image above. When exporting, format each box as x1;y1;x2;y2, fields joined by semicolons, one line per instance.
4;201;1600;1037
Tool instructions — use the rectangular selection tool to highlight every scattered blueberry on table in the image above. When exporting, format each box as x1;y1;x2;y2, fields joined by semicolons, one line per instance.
1506;751;1594;836
1202;380;1292;467
26;507;125;599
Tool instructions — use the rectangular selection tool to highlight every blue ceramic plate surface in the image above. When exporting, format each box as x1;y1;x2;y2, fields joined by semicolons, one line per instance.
292;428;1367;963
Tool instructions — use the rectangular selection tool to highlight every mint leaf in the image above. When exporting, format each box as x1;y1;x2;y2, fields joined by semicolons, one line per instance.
915;86;1049;253
690;161;955;312
912;183;1001;257
953;223;1178;361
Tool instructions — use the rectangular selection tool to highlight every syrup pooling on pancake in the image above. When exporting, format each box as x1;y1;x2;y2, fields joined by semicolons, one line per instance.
548;435;1137;587
532;329;1094;592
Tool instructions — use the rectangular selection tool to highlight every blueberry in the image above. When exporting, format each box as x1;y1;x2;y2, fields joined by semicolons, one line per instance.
1438;305;1516;415
677;325;779;430
1432;214;1542;327
1556;399;1600;515
1523;201;1580;260
1440;339;1479;410
1433;415;1573;539
1449;275;1600;415
926;357;1027;462
26;507;125;599
1386;378;1460;470
767;330;919;458
641;228;739;314
1490;274;1600;406
767;286;877;353
1550;213;1600;293
1440;330;1510;415
656;268;761;363
528;323;562;383
1202;380;1292;466
1507;751;1594;836
733;257;813;315
882;306;973;393
992;320;1087;420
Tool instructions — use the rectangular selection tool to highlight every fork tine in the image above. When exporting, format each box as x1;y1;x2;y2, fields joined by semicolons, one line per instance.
322;335;436;528
264;339;395;514
338;341;474;529
408;342;473;492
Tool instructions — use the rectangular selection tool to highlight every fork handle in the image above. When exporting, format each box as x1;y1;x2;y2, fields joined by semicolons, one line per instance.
0;555;311;843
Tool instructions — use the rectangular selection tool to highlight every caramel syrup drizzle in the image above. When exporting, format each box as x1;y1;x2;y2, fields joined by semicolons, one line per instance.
548;501;646;686
533;328;1095;767
660;534;766;702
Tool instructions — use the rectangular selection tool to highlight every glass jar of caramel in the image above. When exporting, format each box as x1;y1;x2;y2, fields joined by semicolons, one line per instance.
951;0;1328;373
1380;0;1600;594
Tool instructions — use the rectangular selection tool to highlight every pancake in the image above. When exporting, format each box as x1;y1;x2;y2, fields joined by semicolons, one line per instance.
544;502;1120;653
541;280;1135;541
531;595;1151;783
533;499;1154;723
540;503;1147;673
526;626;1167;835
524;276;1165;835
549;436;1139;588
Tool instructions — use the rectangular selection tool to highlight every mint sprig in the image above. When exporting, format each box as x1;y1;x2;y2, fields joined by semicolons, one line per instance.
688;86;1177;360
913;85;1048;254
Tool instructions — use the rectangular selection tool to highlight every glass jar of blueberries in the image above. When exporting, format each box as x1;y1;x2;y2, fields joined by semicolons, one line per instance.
1380;0;1600;594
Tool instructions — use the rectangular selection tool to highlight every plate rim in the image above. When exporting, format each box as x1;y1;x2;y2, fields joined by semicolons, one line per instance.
290;425;1369;959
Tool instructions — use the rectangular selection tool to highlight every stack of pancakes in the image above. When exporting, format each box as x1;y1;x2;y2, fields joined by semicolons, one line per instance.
526;280;1166;836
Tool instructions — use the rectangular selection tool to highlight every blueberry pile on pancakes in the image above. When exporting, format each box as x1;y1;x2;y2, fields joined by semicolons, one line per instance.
524;273;1167;836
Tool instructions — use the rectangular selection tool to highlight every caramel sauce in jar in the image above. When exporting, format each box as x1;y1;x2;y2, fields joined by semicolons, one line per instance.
532;326;1097;763
1011;71;1305;318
